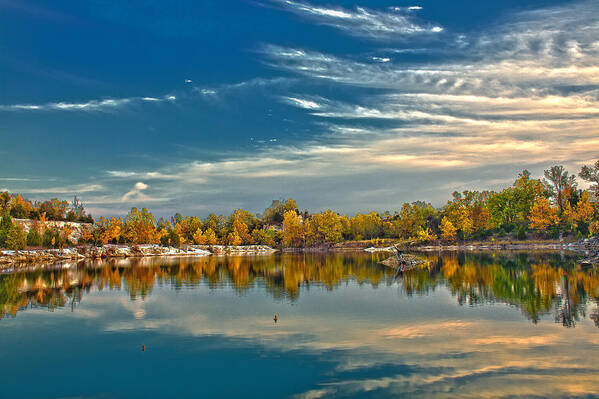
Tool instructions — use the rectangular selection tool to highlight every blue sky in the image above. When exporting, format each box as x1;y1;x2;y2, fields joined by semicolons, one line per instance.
1;0;598;217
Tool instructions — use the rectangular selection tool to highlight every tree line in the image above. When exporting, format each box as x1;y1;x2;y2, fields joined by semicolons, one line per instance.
1;161;599;250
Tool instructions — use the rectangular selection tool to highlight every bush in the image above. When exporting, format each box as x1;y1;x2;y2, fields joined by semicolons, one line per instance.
514;225;527;240
42;229;64;248
26;229;43;247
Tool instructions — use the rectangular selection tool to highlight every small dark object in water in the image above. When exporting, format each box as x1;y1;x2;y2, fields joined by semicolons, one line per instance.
142;344;146;352
274;314;278;323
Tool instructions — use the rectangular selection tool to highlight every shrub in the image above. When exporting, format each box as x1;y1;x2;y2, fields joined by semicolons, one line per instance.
26;228;43;247
42;229;64;248
514;225;527;240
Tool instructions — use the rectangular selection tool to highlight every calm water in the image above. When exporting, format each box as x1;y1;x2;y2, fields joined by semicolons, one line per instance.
1;251;598;398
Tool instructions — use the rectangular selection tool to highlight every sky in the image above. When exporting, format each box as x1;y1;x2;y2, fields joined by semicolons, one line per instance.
1;0;598;217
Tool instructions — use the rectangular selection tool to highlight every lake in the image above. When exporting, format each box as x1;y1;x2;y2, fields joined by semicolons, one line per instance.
1;251;598;398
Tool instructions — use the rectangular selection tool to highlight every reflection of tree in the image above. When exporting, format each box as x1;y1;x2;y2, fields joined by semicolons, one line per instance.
590;301;599;327
0;253;392;317
399;252;599;326
1;251;598;329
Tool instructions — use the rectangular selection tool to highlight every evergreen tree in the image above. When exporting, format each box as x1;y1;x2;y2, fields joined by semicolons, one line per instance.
0;211;14;248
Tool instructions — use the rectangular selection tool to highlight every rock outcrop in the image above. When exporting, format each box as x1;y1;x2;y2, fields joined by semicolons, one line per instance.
13;219;93;243
0;244;278;267
379;247;427;272
191;245;277;255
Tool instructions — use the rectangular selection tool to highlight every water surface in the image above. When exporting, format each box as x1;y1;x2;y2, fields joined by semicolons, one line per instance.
1;251;598;398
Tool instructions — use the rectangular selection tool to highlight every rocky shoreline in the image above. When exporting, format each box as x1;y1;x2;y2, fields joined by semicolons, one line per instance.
0;244;277;268
366;238;599;254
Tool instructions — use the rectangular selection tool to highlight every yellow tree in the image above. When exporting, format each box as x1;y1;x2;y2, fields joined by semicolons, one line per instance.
416;227;437;242
204;228;218;245
124;207;159;244
529;197;559;232
193;228;206;245
229;209;252;244
562;201;577;230
102;217;123;244
282;210;304;247
227;230;242;246
310;210;344;244
575;191;596;228
284;198;298;212
440;217;457;242
173;222;187;245
38;212;48;231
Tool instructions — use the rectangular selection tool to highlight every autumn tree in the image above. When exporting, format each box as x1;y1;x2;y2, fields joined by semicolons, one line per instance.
193;228;207;245
124;207;159;244
528;197;559;232
227;230;243;246
251;228;279;247
350;212;383;240
282;210;305;247
440;217;457;242
308;210;344;245
102;217;124;244
204;228;218;245
203;214;227;241
228;209;255;244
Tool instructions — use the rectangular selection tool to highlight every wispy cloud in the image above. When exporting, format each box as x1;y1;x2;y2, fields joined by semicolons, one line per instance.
0;177;33;181
269;0;443;39
121;182;149;202
25;183;104;194
0;94;177;113
194;77;297;100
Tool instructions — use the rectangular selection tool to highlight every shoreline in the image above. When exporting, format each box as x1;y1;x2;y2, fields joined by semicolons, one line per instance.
0;244;277;269
1;239;597;271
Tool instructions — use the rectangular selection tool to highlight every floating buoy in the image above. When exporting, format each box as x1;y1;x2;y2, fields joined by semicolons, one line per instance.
142;344;146;352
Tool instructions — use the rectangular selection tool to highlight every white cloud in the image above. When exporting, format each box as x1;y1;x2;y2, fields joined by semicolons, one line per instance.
283;96;322;109
25;183;104;194
371;57;391;63
121;181;149;202
0;94;177;113
271;0;443;39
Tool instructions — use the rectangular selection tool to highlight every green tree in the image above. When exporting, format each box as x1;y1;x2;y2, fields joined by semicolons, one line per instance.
580;160;599;200
5;225;26;250
543;165;576;214
0;211;14;248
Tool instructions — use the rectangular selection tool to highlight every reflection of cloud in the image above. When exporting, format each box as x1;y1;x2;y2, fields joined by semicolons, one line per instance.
472;335;559;347
381;320;473;338
93;282;599;398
